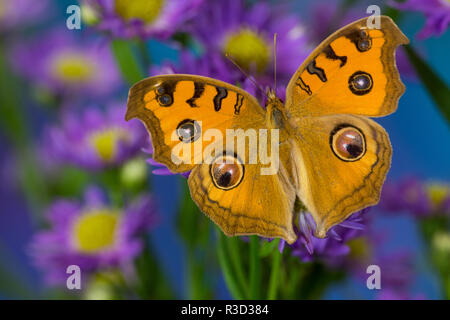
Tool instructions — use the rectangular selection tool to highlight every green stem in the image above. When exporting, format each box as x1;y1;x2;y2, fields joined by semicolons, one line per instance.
248;236;261;299
267;239;282;300
111;39;144;85
217;232;245;300
226;237;249;298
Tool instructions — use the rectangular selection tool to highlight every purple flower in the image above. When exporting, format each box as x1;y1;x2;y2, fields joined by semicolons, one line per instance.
81;0;204;39
380;177;432;216
142;146;190;178
190;0;309;91
43;103;149;170
426;182;450;214
379;177;450;217
279;209;367;263
29;186;158;286
10;30;120;99
390;0;450;39
306;0;362;45
150;50;236;84
0;0;50;31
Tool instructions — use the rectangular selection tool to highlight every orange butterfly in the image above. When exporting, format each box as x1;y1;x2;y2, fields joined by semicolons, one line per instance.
126;16;408;243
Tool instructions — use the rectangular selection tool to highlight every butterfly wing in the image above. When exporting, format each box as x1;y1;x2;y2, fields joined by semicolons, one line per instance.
286;16;409;117
289;114;391;238
127;74;297;242
126;74;266;173
188;145;297;244
283;16;407;237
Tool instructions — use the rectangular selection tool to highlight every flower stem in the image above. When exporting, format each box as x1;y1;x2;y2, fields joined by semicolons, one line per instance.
217;231;245;299
248;236;261;299
226;237;249;298
267;239;282;300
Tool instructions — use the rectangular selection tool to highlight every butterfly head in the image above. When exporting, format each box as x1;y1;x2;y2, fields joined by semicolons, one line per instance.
265;87;283;108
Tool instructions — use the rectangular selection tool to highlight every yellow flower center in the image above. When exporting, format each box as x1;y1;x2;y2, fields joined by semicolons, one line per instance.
51;53;95;84
73;209;119;253
347;238;371;262
88;128;130;162
114;0;165;24
224;29;271;73
426;183;449;207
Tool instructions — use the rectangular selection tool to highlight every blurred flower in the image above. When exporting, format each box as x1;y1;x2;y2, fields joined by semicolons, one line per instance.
380;177;431;216
0;0;50;31
389;0;450;39
150;50;235;84
120;157;148;189
190;0;308;89
150;49;270;103
10;30;120;100
81;0;204;39
306;0;361;45
29;186;157;285
279;207;416;292
84;274;116;300
376;288;426;300
280;209;367;263
380;177;450;216
142;147;190;178
43;104;149;170
426;183;450;213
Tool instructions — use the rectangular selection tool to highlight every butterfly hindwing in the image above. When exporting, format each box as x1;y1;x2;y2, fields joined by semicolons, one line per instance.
188;149;297;244
288;114;391;237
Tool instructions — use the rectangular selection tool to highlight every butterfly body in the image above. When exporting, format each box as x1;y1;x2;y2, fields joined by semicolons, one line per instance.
126;16;409;243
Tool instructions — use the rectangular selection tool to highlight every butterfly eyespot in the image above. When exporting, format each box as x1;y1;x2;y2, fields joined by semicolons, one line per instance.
158;94;172;106
360;29;369;38
210;155;244;190
357;38;371;51
330;125;366;161
156;86;165;95
176;119;201;143
348;71;373;95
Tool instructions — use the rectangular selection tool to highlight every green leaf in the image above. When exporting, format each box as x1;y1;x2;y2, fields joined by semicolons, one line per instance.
225;237;248;297
248;236;261;299
217;231;245;300
267;240;282;300
259;239;278;258
111;40;144;85
405;45;450;124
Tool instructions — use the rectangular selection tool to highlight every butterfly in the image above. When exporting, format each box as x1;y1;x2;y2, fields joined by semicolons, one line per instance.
126;16;409;244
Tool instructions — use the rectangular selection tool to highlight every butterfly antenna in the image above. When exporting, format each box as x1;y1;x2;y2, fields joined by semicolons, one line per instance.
273;33;277;95
224;53;265;95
